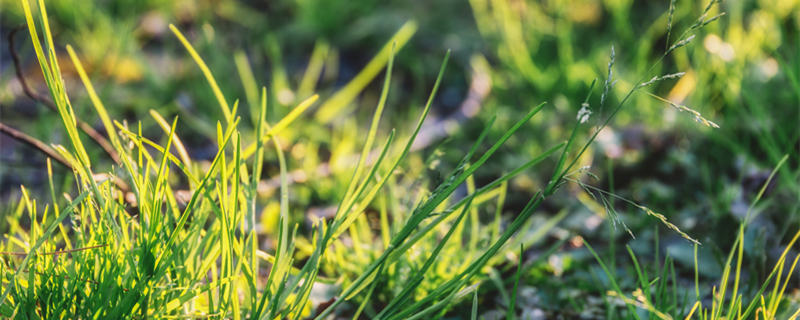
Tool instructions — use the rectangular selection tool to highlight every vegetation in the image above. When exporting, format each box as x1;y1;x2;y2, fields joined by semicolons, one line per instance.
0;0;797;318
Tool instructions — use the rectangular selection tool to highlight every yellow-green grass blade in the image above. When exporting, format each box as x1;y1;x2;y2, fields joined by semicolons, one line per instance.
114;122;200;186
379;196;475;317
153;118;240;276
150;116;179;233
169;24;232;124
315;21;416;123
238;94;319;162
66;45;123;151
298;41;330;100
150;110;193;168
245;87;269;304
329;50;451;242
20;0;91;170
233;51;260;123
332;45;395;234
0;190;90;306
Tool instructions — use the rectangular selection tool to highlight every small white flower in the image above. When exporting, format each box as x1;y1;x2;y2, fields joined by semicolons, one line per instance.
577;102;591;123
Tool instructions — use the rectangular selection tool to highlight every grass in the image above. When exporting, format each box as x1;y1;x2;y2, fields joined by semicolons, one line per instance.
586;155;798;320
0;0;798;319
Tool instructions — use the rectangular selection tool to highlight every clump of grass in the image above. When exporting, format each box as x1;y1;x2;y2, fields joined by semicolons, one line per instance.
0;0;748;319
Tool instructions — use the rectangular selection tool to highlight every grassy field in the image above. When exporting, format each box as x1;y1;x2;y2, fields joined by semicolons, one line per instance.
0;0;798;318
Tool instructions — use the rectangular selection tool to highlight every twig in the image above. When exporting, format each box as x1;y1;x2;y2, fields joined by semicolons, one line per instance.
9;27;55;110
9;26;121;164
0;122;71;168
0;121;136;206
0;244;108;256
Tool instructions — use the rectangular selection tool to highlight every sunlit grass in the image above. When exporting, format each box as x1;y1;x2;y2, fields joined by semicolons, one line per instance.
0;0;797;319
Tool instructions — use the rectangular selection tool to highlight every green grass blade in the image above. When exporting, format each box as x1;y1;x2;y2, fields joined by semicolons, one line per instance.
316;22;416;123
169;24;232;124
